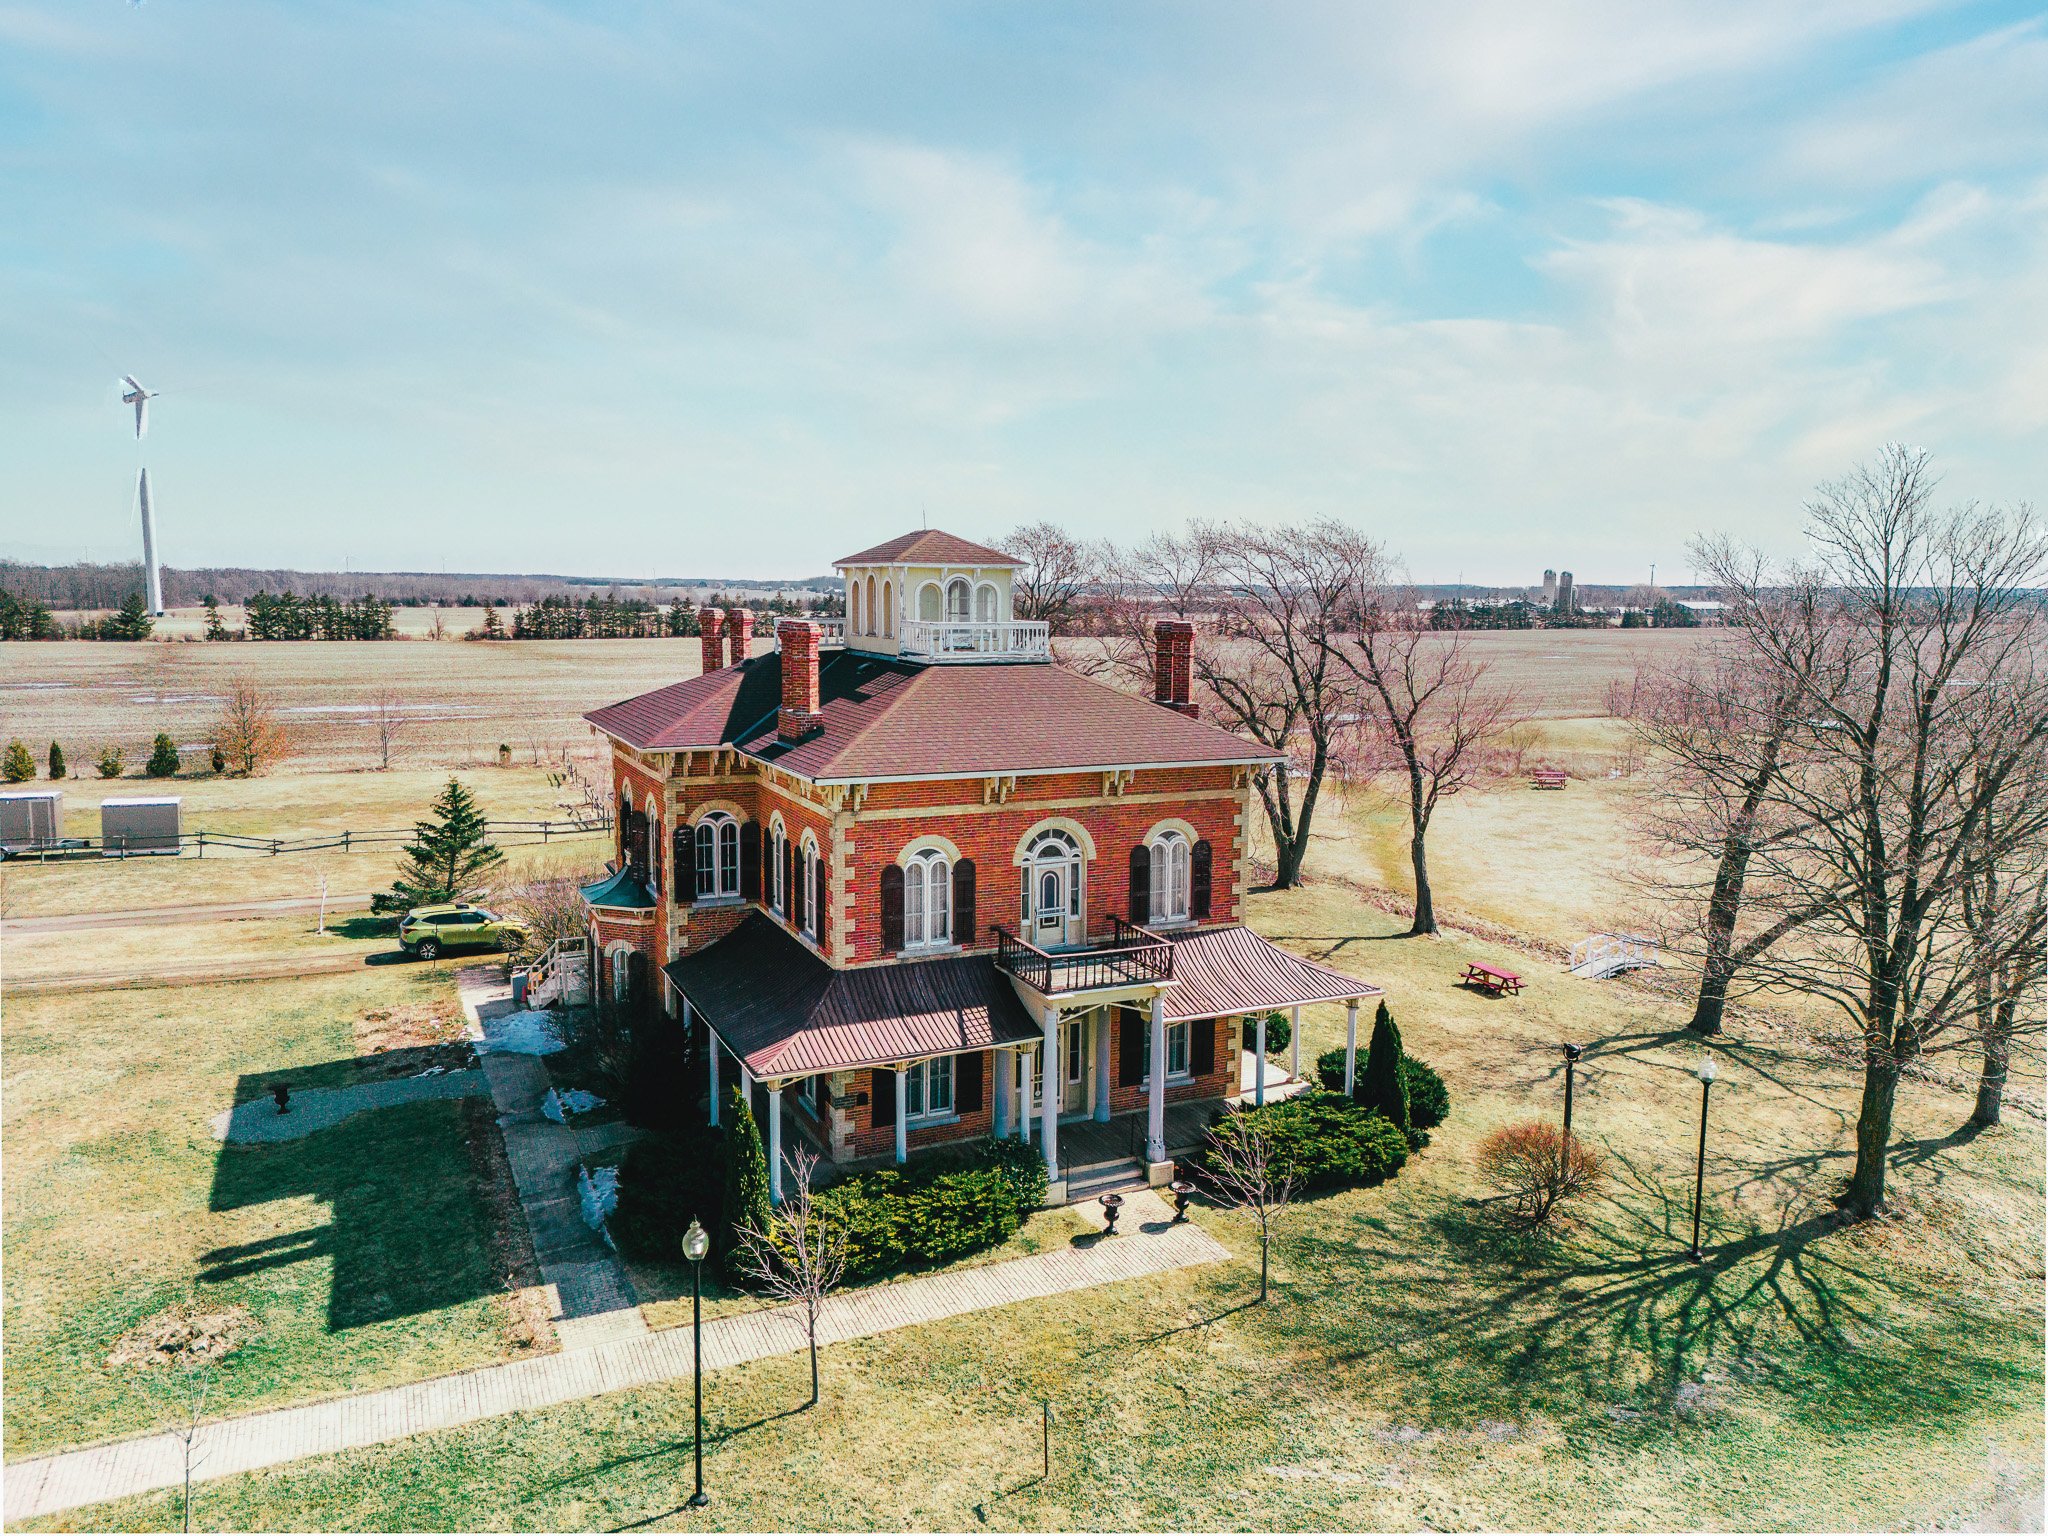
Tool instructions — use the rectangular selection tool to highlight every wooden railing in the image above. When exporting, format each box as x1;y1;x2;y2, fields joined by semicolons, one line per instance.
991;918;1174;995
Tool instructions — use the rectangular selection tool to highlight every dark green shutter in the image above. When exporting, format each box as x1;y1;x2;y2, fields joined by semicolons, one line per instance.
955;1053;983;1114
1128;842;1150;923
871;1067;895;1127
953;858;976;947
1190;1014;1215;1075
1118;1008;1145;1086
1191;839;1213;919
881;865;905;952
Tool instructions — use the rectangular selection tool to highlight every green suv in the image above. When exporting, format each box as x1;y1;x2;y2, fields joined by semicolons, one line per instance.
397;903;528;961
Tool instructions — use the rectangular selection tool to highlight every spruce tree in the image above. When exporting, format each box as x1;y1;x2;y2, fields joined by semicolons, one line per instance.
47;741;65;780
382;778;504;909
203;596;227;641
111;591;154;641
2;740;34;783
1357;1000;1410;1134
147;733;181;777
722;1086;772;1274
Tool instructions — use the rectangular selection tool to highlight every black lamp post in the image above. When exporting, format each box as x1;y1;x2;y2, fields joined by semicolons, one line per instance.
682;1217;711;1508
1688;1056;1717;1262
1560;1043;1582;1143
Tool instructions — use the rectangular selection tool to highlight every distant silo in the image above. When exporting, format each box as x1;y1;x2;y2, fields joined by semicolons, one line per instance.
1542;569;1557;604
1556;571;1575;614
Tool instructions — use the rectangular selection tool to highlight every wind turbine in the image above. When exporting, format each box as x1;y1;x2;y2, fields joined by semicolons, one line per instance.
121;375;164;615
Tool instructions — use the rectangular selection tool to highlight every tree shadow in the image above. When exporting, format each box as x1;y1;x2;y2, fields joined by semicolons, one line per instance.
208;1061;521;1332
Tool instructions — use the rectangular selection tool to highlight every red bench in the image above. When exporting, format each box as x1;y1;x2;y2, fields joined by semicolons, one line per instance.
1462;962;1524;997
1530;768;1568;790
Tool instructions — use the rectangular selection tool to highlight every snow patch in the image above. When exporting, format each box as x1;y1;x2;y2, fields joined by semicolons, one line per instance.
478;1008;567;1056
559;1088;605;1114
579;1164;619;1245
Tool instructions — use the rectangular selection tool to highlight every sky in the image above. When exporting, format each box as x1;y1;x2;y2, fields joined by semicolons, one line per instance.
1;1;2043;585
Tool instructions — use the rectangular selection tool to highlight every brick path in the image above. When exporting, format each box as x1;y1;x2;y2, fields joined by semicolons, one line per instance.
2;1189;1226;1523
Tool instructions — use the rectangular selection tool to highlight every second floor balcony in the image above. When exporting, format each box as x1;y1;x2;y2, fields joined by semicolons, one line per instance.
899;617;1051;663
991;917;1175;997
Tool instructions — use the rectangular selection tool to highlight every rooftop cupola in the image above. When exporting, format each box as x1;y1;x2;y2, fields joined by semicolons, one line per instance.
830;528;1049;664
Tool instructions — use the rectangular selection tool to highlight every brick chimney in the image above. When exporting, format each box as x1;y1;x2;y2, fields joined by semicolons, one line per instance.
779;620;823;740
726;607;754;668
1154;620;1197;718
698;607;725;673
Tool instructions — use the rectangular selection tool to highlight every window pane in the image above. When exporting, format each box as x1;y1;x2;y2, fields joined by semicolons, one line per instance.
931;1056;953;1112
929;860;950;942
696;823;715;893
905;866;925;943
719;822;739;892
906;1065;923;1117
1169;1022;1189;1075
1068;861;1082;915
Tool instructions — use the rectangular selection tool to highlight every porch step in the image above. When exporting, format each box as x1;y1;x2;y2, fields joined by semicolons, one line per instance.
1062;1160;1149;1204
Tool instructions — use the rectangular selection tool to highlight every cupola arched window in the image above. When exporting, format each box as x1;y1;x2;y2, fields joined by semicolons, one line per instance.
945;578;970;622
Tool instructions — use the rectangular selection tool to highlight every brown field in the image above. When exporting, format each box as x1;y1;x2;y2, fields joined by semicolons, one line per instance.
1;627;1721;778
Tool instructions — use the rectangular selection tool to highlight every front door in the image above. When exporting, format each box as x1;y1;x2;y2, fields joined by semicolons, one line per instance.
1058;1013;1090;1116
1029;833;1086;948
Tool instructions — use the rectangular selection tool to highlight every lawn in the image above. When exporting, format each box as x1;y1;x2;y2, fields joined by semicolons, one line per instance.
23;879;2041;1531
0;967;552;1460
0;764;606;918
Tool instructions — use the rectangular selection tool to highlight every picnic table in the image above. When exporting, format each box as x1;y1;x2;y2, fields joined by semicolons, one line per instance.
1530;768;1568;790
1462;961;1524;997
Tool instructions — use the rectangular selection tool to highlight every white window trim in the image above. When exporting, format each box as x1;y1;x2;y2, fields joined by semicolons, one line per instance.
799;835;821;939
1141;1019;1194;1086
904;847;952;951
1150;830;1192;925
903;1056;956;1123
695;811;742;899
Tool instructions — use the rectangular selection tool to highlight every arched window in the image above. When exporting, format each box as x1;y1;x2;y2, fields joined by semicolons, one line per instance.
919;581;943;622
769;819;788;914
882;580;892;637
866;574;877;635
849;581;861;636
904;848;951;948
975;582;998;622
1150;830;1191;922
799;834;821;939
695;812;740;898
945;578;970;622
1023;828;1084;938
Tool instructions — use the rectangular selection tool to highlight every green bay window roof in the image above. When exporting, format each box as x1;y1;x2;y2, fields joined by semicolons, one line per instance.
581;867;656;910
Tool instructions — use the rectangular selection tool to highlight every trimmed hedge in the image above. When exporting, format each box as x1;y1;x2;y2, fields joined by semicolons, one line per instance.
1198;1089;1409;1194
813;1138;1049;1281
1316;1050;1451;1132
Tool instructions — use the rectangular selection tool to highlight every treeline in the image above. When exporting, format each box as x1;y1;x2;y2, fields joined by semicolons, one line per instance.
495;590;841;640
244;592;398;640
0;559;838;610
1;590;153;641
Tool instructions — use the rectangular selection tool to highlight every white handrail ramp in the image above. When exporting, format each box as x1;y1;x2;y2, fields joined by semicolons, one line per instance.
1568;931;1661;979
521;935;591;1006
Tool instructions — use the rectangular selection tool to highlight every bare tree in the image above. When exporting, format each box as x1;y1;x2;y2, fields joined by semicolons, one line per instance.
1617;639;1818;1034
1078;527;1218;688
496;857;600;962
211;675;293;777
368;689;410;770
1199;521;1368;888
122;1354;217;1533
1957;745;2048;1127
1328;600;1526;936
1476;1120;1606;1228
1001;522;1097;634
736;1150;848;1406
1700;446;2048;1218
1202;1110;1294;1303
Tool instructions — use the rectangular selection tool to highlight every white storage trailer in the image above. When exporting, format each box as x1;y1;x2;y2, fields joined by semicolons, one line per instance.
100;796;182;856
0;789;63;853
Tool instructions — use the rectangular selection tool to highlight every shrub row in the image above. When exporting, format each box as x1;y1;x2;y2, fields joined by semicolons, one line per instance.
812;1138;1048;1281
1198;1089;1411;1194
610;1122;724;1264
1316;1050;1450;1133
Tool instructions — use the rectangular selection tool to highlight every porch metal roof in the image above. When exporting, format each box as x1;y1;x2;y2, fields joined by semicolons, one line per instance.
1159;924;1381;1022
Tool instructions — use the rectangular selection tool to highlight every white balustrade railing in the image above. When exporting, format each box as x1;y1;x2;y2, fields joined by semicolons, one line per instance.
899;617;1051;662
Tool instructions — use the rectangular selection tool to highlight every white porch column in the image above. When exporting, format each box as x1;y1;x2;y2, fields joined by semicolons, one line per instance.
1254;1014;1268;1107
994;1046;1013;1138
740;1063;754;1107
1020;1049;1035;1144
1146;995;1168;1165
707;1025;721;1127
1093;1009;1112;1123
893;1067;908;1165
1344;1001;1359;1096
767;1083;784;1206
1290;1007;1301;1080
1039;1006;1059;1180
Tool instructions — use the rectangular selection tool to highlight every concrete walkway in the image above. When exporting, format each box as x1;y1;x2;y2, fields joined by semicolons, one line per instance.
457;971;648;1353
3;1190;1226;1523
210;1069;486;1144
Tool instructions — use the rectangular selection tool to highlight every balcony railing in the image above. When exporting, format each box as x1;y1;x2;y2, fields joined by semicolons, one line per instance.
899;618;1051;663
991;917;1175;996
